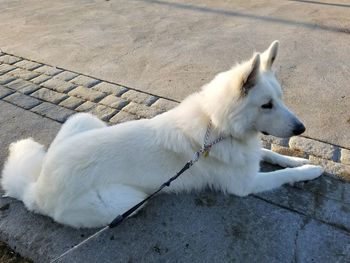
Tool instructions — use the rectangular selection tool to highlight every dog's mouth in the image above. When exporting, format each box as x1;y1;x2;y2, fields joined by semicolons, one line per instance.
261;131;270;136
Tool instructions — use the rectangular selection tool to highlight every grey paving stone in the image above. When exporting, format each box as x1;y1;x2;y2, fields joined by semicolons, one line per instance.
5;79;25;90
31;88;68;104
311;198;350;233
3;92;41;109
340;148;350;165
0;54;22;64
271;144;308;158
260;135;290;147
109;111;139;124
5;78;39;93
59;96;84;110
70;75;100;88
121;90;158;105
18;83;40;95
68;86;105;102
92;82;128;96
14;60;42;70
289;137;336;161
41;78;76;93
145;97;159;106
99;95;129;110
122;102;163;119
151;98;179;112
0;74;16;85
0;64;16;75
75;101;96;112
256;184;350;231
89;105;117;121
309;156;350;180
31;102;75;122
30;74;51;85
53;71;78;81
296;220;350;263
34;65;62;76
294;173;350;204
0;85;14;98
7;68;40;80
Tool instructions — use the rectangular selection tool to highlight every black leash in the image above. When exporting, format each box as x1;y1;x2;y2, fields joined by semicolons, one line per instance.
50;121;224;263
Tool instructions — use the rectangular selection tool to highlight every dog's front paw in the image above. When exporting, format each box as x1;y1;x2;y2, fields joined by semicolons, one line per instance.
296;164;324;181
283;156;310;168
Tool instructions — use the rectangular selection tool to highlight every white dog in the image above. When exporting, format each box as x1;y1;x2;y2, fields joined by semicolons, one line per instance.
1;41;323;228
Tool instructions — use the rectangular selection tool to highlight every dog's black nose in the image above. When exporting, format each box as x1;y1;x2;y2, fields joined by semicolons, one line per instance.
292;123;305;135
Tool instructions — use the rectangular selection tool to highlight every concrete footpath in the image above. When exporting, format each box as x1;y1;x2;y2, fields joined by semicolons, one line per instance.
0;52;349;262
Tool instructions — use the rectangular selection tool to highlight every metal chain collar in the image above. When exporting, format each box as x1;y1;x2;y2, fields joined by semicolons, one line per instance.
191;120;224;163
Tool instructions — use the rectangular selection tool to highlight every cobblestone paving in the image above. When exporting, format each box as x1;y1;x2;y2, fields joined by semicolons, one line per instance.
0;51;349;181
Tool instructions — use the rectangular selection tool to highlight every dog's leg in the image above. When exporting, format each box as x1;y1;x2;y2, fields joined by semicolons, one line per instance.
261;148;309;168
50;113;107;149
54;184;147;228
249;164;323;194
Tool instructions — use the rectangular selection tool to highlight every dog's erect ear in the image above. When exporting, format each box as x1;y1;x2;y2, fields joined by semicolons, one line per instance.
261;40;279;70
242;53;260;95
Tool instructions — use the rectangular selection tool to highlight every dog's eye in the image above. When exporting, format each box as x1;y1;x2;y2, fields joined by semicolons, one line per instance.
261;101;273;109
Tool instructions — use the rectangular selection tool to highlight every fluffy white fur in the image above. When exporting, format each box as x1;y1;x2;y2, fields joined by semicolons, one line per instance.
1;41;324;228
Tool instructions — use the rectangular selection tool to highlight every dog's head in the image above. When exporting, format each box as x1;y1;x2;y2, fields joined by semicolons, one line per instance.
203;41;305;139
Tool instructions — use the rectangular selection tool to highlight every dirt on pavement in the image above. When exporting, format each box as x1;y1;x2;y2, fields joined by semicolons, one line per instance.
0;241;32;263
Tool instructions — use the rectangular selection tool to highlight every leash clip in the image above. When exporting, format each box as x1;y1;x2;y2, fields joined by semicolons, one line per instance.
203;146;210;158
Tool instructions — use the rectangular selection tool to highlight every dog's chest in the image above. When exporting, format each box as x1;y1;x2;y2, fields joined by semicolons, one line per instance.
208;137;261;167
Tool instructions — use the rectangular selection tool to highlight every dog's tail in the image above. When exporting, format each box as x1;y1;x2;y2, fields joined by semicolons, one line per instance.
1;138;46;211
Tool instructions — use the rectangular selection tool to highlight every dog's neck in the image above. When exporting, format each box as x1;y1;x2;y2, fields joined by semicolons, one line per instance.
202;119;259;146
168;92;259;150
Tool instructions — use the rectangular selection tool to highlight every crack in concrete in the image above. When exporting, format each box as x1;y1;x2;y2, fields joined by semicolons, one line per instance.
293;217;310;263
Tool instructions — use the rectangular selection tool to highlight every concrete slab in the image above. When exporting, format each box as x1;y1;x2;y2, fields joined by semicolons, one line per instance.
0;0;349;148
0;101;349;262
0;102;60;168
